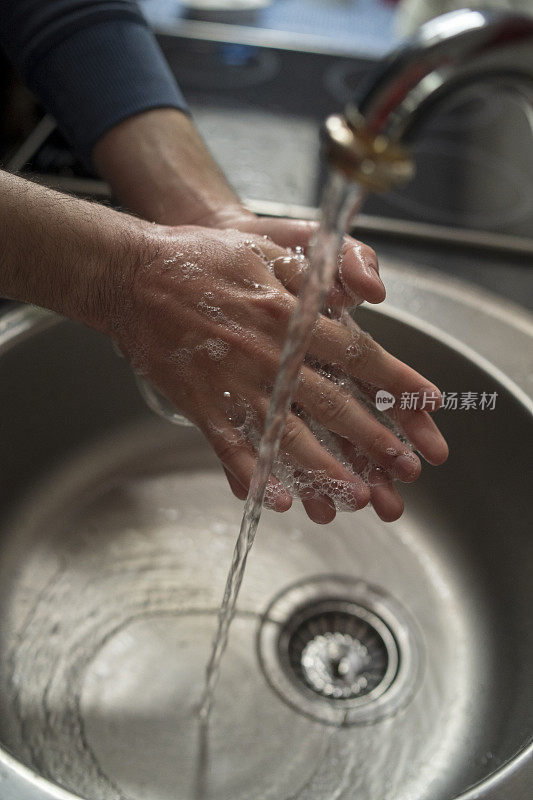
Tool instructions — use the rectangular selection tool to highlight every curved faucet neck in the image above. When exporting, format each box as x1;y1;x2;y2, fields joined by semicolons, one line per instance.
352;9;533;143
324;9;533;190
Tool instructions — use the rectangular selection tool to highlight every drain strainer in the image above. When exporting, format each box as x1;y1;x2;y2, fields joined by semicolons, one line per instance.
257;576;421;726
287;603;394;700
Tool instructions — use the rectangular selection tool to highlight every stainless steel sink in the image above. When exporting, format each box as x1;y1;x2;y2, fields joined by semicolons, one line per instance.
0;262;531;800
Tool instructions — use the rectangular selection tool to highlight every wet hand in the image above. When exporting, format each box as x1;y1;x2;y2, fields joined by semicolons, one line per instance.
115;220;447;525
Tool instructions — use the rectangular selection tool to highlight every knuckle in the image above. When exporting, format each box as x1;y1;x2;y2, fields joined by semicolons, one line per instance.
370;432;393;455
347;332;375;371
355;344;372;371
212;435;241;465
314;387;349;428
281;415;305;452
252;291;294;325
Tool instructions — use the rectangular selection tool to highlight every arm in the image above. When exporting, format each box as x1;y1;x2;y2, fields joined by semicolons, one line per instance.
0;170;139;329
93;108;250;228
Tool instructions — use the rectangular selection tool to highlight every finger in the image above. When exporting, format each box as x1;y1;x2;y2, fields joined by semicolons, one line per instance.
391;407;449;465
338;439;404;522
214;417;334;522
300;425;404;523
237;217;318;250
269;251;369;313
301;493;337;525
296;367;421;482
223;467;247;501
337;238;385;305
310;316;441;401
241;237;340;313
271;240;383;308
264;477;294;512
238;219;384;306
275;414;371;511
209;423;292;512
340;363;447;464
370;478;404;522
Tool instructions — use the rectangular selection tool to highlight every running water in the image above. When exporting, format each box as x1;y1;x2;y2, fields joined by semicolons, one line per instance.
198;172;364;722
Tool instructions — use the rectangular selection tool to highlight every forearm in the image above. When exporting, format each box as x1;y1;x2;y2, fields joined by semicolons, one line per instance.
92;108;252;227
0;170;142;332
0;3;188;169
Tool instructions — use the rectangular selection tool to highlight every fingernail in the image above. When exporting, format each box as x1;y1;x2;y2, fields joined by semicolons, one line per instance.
412;427;448;465
364;263;385;300
419;384;442;409
347;487;370;510
395;452;420;481
373;270;385;289
362;256;382;279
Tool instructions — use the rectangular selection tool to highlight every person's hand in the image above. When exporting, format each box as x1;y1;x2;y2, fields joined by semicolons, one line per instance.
0;167;446;527
202;208;388;309
113;220;448;525
92;110;447;523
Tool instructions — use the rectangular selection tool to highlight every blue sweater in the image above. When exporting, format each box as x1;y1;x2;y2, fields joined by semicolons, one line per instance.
0;1;188;166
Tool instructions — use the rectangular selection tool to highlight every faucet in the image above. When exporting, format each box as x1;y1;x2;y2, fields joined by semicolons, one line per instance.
323;8;533;192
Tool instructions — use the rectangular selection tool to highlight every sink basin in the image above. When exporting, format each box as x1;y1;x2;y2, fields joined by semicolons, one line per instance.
0;263;531;800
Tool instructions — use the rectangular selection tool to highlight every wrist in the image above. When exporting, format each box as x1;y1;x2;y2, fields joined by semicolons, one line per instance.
80;215;159;339
0;170;150;337
93;109;248;228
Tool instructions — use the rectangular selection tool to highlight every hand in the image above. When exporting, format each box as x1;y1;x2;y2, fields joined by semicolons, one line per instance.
93;110;447;523
198;208;448;520
0;167;447;527
113;220;448;525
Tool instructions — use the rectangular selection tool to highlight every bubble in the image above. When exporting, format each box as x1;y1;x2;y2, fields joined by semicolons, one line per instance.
213;394;257;437
346;342;362;359
242;277;271;293
184;261;202;277
263;481;287;510
204;338;229;362
197;300;244;337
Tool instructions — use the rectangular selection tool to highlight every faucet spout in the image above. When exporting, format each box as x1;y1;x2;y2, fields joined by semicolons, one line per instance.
324;8;533;191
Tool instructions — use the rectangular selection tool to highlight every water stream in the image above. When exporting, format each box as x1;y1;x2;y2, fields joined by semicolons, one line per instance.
198;172;364;721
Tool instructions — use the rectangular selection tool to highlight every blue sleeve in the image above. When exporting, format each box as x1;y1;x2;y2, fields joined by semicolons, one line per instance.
0;1;189;167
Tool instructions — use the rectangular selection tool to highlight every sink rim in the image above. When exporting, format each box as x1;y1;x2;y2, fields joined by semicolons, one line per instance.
0;261;532;800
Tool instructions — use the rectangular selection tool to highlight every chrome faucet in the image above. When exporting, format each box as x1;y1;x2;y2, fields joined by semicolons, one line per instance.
323;8;533;192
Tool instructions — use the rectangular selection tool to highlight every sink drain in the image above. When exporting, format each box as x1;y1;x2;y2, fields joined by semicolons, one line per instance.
287;602;394;700
257;576;421;726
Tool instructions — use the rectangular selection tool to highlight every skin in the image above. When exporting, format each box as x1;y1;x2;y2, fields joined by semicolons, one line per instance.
1;109;448;525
